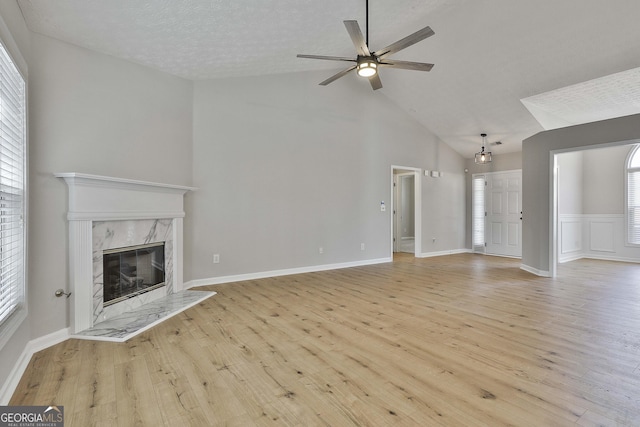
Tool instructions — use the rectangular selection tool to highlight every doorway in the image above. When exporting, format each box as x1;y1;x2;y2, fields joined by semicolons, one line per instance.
551;143;640;277
391;166;422;257
472;170;523;258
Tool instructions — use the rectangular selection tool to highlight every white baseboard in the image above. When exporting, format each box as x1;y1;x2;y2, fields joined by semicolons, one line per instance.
418;248;472;258
185;257;393;288
559;252;583;264
0;328;70;405
520;264;551;277
565;254;640;264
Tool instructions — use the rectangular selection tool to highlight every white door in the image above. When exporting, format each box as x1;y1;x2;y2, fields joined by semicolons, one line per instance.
485;171;522;257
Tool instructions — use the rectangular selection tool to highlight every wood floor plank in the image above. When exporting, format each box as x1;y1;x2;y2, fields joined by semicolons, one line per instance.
10;254;640;426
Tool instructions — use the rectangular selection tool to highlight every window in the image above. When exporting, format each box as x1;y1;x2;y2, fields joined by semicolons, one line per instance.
0;39;26;330
628;145;640;245
472;175;485;250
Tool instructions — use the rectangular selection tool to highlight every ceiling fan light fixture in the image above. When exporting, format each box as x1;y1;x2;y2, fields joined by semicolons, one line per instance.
475;133;493;164
357;59;377;77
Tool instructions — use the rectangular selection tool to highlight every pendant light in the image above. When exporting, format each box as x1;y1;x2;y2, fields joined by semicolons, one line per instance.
357;0;378;78
475;133;492;164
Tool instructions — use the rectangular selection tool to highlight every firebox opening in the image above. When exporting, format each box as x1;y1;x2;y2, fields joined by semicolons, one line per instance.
103;242;165;306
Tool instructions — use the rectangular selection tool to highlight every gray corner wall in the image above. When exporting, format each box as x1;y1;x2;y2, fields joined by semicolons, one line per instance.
0;29;193;395
1;9;468;395
186;72;466;281
522;114;640;275
28;34;193;343
0;2;473;399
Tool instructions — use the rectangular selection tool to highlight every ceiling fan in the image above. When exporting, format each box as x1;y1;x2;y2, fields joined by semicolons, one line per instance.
297;0;435;90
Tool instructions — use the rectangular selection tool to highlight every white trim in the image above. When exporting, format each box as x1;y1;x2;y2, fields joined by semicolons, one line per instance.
471;173;486;253
481;252;521;259
185;257;392;288
550;152;558;278
390;165;422;258
579;254;640;264
0;309;27;351
0;8;27;78
418;249;471;258
53;173;196;193
558;253;583;264
520;264;551;277
0;328;70;405
66;211;186;221
625;145;640;246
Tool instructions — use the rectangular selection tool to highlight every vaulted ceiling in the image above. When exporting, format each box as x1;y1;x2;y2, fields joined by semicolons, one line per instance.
17;0;640;158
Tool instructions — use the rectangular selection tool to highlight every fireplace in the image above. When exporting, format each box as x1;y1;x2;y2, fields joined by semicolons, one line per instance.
103;242;166;306
55;172;195;333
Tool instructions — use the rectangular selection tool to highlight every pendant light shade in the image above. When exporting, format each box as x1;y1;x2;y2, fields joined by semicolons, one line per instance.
475;133;492;164
357;57;378;77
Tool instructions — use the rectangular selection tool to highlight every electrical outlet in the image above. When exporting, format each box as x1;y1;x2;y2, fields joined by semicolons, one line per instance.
360;243;365;251
319;247;324;254
213;254;220;264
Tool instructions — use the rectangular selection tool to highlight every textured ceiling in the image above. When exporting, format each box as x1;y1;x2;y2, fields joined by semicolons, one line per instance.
17;0;640;158
521;67;640;130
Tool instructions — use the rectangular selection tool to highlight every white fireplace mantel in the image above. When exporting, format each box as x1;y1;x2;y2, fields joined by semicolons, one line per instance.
54;172;196;221
55;173;196;333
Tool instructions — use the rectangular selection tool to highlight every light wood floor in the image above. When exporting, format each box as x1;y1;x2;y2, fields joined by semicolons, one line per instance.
10;254;640;426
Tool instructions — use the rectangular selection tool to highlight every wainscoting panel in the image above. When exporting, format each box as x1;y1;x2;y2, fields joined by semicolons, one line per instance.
560;217;582;262
559;214;640;263
589;221;615;253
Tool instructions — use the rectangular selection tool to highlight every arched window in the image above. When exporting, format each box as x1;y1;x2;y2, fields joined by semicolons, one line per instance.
627;145;640;245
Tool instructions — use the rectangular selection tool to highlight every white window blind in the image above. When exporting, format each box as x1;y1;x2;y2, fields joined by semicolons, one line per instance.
472;175;485;249
0;40;25;327
628;146;640;245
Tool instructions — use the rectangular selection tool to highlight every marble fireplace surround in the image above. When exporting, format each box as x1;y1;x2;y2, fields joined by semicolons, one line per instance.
56;173;196;334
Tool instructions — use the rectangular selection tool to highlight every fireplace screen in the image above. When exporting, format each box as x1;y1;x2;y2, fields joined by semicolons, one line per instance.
103;242;165;306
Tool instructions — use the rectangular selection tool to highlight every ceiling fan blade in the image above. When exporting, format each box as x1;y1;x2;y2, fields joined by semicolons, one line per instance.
319;65;357;86
379;60;434;72
343;20;371;56
374;26;435;59
369;74;382;90
297;54;357;63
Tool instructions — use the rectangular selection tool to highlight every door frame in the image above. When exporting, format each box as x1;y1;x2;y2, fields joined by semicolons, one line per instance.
390;166;422;257
394;172;416;253
472;169;523;257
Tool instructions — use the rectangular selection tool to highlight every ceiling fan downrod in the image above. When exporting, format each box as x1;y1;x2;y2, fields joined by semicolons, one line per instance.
365;0;369;46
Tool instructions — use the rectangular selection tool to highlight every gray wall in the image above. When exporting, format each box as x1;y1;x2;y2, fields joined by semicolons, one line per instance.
0;0;31;399
558;145;631;215
583;145;630;214
186;72;466;281
28;34;193;342
557;151;583;215
0;21;194;394
522;114;640;274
